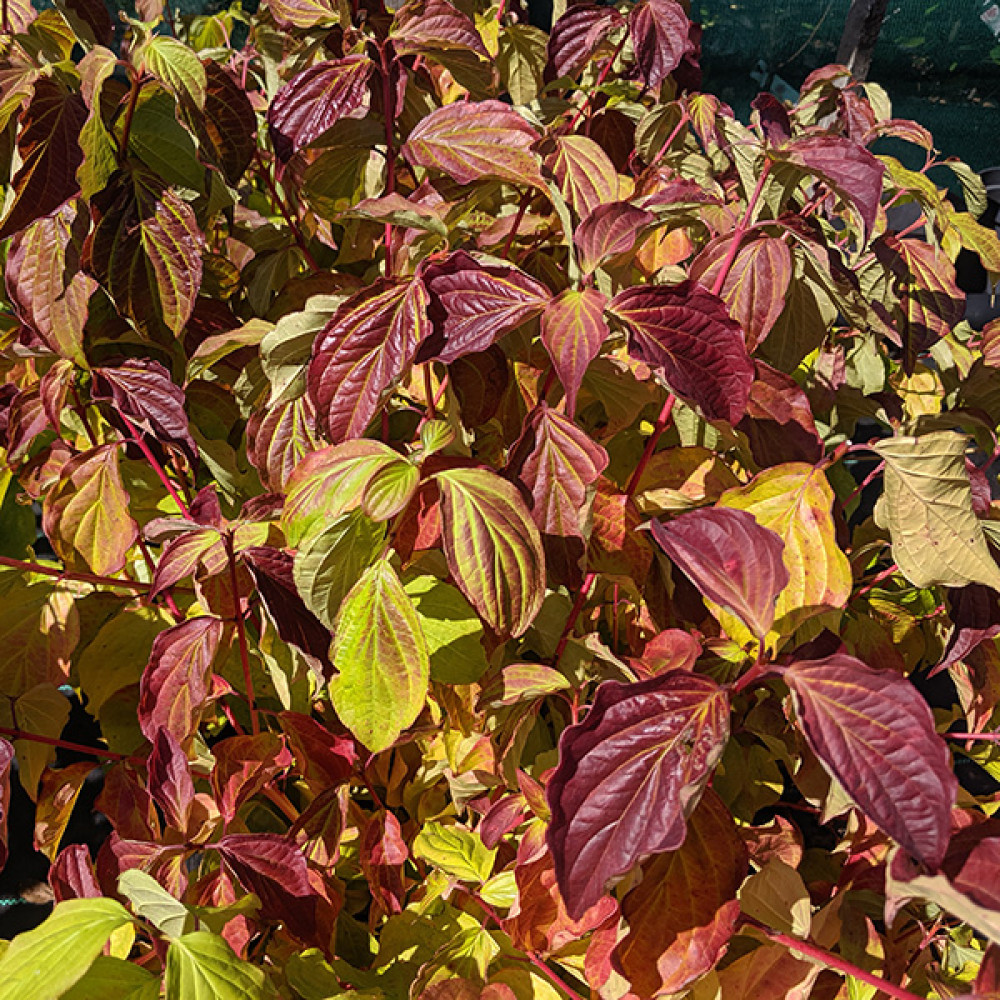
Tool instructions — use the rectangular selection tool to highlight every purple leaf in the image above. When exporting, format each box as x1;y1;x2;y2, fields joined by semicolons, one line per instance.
147;728;196;834
649;507;789;641
196;63;257;185
751;93;792;145
138;616;223;747
211;733;293;823
539;288;609;417
268;56;373;162
781;135;884;241
243;546;333;672
609;280;754;424
216;833;317;941
416;250;550;365
935;585;1000;676
574;202;655;274
547;4;625;81
547;670;730;919
628;0;693;90
92;359;197;464
784;654;958;870
308;278;429;443
49;843;102;901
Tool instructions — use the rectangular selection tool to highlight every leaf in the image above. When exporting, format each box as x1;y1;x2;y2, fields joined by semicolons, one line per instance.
60;956;159;1000
649;507;789;641
402;100;544;189
738;858;811;938
194;63;256;186
718;463;852;636
127;89;205;194
0;581;77;698
784;653;958;869
547;4;625;80
873;431;1000;591
216;833;317;941
613;790;747;997
413;821;497;883
715;942;819;1000
138;616;223;746
435;466;546;638
5;201;95;365
211;732;292;823
267;57;373;162
516;404;608;588
267;0;336;28
574;202;655;274
282;440;401;546
307;278;430;443
247;395;322;491
780;135;885;241
293;510;387;630
0;897;133;1000
86;166;204;337
92;359;197;463
42;444;139;576
392;0;490;59
548;136;619;221
139;37;207;109
6;684;72;799
0;77;87;241
546;670;730;919
166;931;273;1000
498;23;547;105
404;573;489;684
539;288;609;417
34;762;93;863
361;457;420;521
689;235;792;350
118;869;192;939
148;728;195;833
609;280;754;425
628;0;693;89
417;250;550;365
330;559;430;754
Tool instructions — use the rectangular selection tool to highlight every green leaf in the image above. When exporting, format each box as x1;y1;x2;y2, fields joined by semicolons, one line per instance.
0;898;132;1000
434;466;546;638
497;23;547;105
873;431;1000;591
61;957;160;1000
293;510;387;630
330;559;430;754
119;869;193;939
128;89;206;193
165;931;273;1000
140;37;207;109
361;458;420;522
6;683;72;797
412;821;496;883
403;573;488;684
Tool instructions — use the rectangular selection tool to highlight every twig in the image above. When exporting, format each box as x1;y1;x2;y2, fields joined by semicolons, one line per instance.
379;41;397;277
225;532;259;735
0;725;138;763
254;151;322;274
711;159;773;298
551;572;597;666
569;33;628;130
625;394;676;497
120;414;191;519
0;554;151;592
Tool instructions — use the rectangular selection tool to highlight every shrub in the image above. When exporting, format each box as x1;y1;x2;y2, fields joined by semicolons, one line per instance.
0;0;999;996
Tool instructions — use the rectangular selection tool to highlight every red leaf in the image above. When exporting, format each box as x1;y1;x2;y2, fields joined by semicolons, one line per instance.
547;670;730;919
138;616;223;747
267;56;373;162
609;279;754;424
547;4;625;81
515;404;609;588
539;288;609;417
243;546;333;672
936;585;1000;677
247;395;321;491
211;733;293;823
0;78;87;240
6;202;95;363
941;822;1000;912
96;763;159;841
784;654;958;869
147;728;196;833
613;790;747;996
689;235;792;350
449;346;510;426
92;359;198;464
587;479;653;583
782;135;884;240
360;810;409;919
49;843;101;902
0;738;11;871
402;100;544;188
649;507;789;641
307;278;430;443
739;362;824;467
216;833;318;941
391;0;490;59
628;0;693;90
574;202;655;274
279;711;357;787
417;250;550;365
149;526;226;598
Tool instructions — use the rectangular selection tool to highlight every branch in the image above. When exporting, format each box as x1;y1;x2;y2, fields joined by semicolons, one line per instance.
0;554;152;592
0;725;139;763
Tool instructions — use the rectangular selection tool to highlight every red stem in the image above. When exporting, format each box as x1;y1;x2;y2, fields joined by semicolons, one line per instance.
569;33;628;130
0;554;151;592
844;460;885;509
711;159;772;297
423;364;436;420
118;67;144;164
625;394;676;497
120;415;191;519
853;562;900;601
0;725;138;763
652;109;691;164
945;730;1000;743
501;191;532;259
552;572;596;666
746;920;925;1000
225;533;259;735
254;151;322;274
